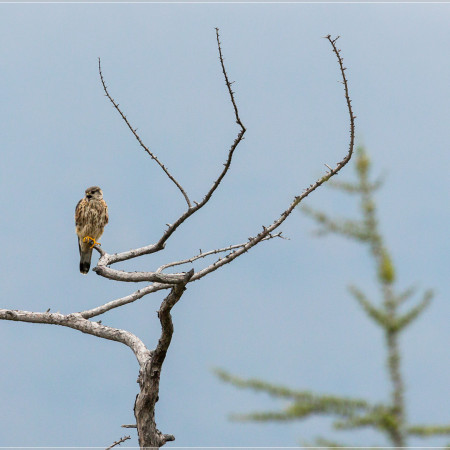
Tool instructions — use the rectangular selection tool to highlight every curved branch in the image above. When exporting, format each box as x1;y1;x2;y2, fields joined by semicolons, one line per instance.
98;58;192;208
0;309;151;366
79;282;169;319
97;28;246;267
191;35;355;281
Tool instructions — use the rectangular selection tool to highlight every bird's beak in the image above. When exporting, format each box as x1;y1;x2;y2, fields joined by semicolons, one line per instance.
86;194;92;200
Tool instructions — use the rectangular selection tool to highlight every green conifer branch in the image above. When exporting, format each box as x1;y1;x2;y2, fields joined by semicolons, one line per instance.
407;424;450;436
302;205;370;242
231;411;298;422
395;285;417;305
334;405;401;436
394;290;433;332
348;285;388;327
311;437;350;447
328;175;384;194
214;368;314;400
215;368;369;414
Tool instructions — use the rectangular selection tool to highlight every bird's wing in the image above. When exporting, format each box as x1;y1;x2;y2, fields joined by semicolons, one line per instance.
103;200;109;225
75;198;84;226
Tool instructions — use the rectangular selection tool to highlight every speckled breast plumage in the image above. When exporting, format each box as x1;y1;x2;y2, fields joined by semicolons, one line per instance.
75;198;109;251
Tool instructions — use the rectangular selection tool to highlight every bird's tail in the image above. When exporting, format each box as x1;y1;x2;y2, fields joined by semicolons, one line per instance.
80;248;93;275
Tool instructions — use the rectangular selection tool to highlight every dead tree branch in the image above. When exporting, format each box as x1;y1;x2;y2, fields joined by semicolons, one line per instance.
105;435;131;450
1;30;356;449
156;232;284;274
0;309;151;366
97;29;246;267
92;33;355;285
99;58;192;208
79;283;169;319
133;269;194;448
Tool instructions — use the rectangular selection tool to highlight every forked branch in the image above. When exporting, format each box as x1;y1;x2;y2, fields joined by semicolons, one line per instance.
93;33;355;284
98;28;246;266
1;30;357;449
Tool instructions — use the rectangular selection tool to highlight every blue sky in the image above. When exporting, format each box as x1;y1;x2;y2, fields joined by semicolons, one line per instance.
0;3;449;448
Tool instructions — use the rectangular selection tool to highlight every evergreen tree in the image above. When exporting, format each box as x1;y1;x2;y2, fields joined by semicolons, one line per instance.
216;146;450;447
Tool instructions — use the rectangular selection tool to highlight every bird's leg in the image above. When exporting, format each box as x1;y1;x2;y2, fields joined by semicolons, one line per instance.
83;236;101;249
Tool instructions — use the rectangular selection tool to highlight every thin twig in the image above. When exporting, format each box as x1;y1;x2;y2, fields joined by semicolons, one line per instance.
98;58;191;208
325;35;356;163
105;435;131;450
156;232;283;273
194;28;246;209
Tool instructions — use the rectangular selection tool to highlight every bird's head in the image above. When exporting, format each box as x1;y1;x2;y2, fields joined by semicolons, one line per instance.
85;186;103;201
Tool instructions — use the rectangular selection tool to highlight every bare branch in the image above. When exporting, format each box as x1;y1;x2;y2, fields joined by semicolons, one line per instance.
189;35;355;282
192;28;247;208
94;29;246;268
98;57;192;208
94;34;355;286
156;232;283;273
0;309;151;366
105;435;130;450
79;283;169;319
93;264;187;284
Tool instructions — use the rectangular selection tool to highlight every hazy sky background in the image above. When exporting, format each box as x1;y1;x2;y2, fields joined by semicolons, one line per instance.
0;3;449;448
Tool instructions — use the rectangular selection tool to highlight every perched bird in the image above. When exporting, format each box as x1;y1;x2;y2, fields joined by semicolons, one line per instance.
75;186;109;274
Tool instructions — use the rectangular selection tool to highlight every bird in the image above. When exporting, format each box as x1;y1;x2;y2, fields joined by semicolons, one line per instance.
75;186;109;274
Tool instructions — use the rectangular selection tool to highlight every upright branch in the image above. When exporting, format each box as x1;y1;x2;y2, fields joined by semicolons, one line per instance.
133;269;194;448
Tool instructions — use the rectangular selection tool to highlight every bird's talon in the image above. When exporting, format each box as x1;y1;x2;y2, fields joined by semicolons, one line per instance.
83;236;100;249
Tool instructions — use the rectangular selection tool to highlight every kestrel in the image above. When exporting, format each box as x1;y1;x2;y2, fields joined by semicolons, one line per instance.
75;186;109;274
